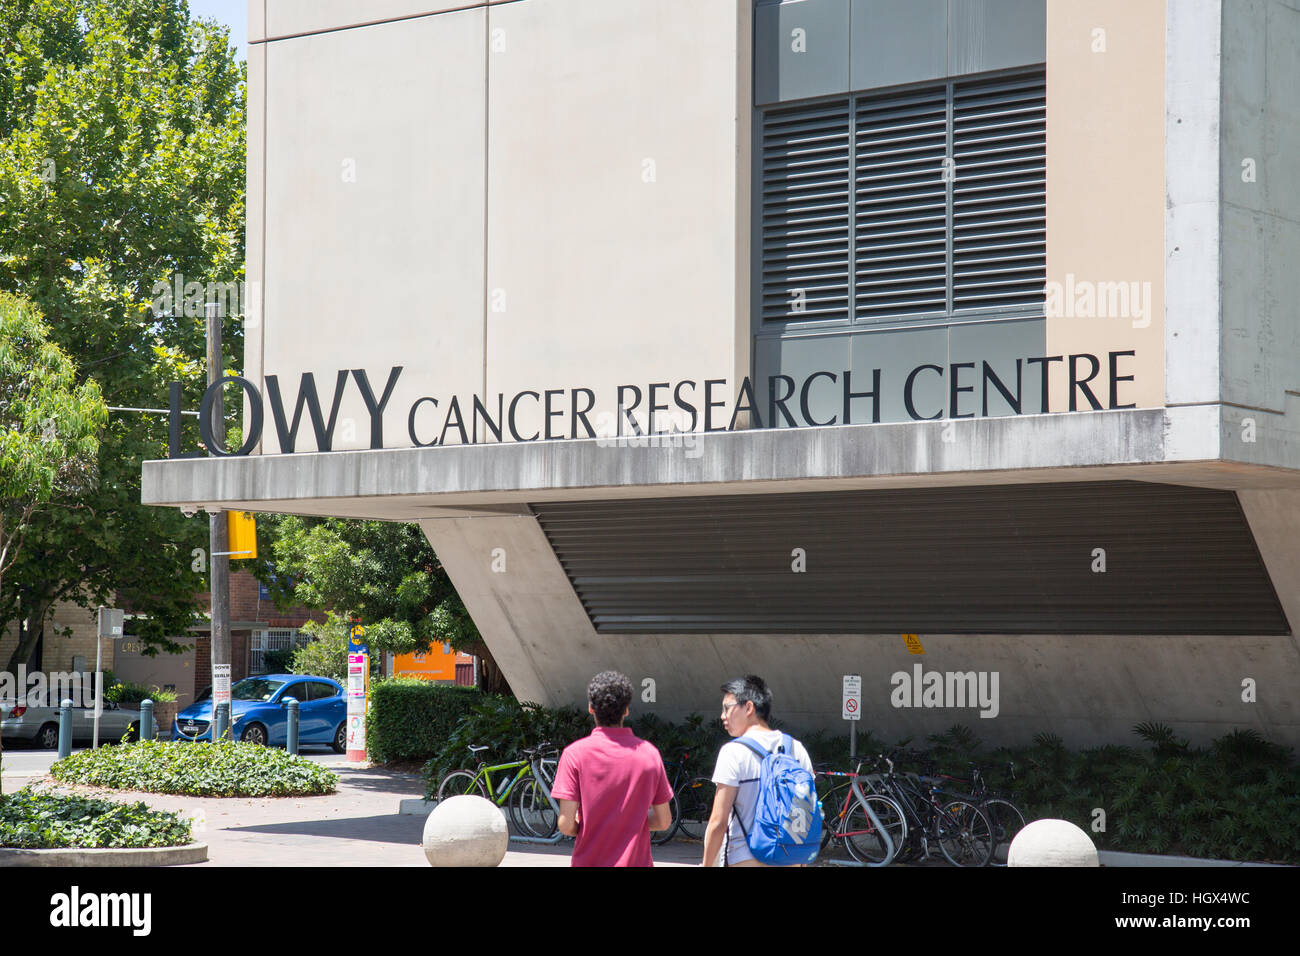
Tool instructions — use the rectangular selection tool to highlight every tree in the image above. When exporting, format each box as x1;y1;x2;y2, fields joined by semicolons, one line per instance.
0;292;107;791
253;516;511;695
0;0;246;669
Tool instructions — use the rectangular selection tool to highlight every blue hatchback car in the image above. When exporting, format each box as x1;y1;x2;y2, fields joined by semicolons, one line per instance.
173;674;347;752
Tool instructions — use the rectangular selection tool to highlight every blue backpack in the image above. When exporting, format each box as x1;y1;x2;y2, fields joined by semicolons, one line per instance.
729;734;823;865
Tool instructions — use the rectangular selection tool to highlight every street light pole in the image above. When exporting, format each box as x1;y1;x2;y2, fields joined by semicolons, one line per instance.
206;301;232;741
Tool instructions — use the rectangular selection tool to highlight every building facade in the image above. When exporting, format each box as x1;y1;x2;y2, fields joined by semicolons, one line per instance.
143;0;1300;748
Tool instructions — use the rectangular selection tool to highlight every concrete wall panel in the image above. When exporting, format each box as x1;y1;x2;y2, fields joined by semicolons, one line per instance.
485;0;741;439
850;0;946;90
261;11;486;453
1046;0;1166;413
949;0;1046;76
755;0;852;105
1220;0;1300;416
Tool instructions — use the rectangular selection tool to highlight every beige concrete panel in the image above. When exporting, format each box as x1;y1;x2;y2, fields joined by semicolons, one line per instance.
734;0;755;409
243;41;266;449
1045;0;1166;412
485;0;742;440
249;0;266;43
266;1;495;39
262;11;486;453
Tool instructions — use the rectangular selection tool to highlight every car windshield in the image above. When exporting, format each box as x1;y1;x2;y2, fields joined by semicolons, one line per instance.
231;678;285;702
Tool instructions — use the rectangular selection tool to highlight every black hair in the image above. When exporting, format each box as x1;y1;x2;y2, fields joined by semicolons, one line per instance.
588;670;633;726
721;674;772;722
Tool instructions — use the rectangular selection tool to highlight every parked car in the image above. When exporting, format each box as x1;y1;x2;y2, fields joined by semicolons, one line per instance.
172;674;346;752
1;695;160;749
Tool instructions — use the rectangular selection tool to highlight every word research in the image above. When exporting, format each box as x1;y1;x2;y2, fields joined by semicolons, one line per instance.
890;664;1000;719
50;887;151;936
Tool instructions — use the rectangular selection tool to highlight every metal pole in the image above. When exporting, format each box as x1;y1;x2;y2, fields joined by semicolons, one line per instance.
850;720;857;762
93;627;102;749
206;301;232;743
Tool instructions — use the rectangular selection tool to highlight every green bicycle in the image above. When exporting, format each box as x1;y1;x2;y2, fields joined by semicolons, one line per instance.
435;742;561;839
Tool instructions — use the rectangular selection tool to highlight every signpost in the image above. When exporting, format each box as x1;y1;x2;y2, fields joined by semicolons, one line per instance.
842;674;862;760
212;663;232;739
93;608;124;749
347;618;368;763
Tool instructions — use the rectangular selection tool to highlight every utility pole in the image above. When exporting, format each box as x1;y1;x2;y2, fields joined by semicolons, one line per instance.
206;301;232;741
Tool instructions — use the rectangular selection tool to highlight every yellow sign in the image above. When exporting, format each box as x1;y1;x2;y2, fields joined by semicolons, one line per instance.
349;625;365;646
903;633;925;655
227;511;258;560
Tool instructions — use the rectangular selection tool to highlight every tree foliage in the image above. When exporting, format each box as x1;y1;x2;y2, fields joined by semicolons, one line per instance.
0;0;246;669
254;516;508;693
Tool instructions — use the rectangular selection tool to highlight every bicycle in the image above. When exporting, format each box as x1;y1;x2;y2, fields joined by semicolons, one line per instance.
817;762;908;866
652;747;713;845
435;742;561;838
861;753;994;866
928;762;1027;866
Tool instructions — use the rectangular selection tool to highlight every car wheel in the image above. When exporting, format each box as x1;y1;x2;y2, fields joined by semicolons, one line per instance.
37;723;59;750
126;722;140;743
332;722;346;754
240;723;268;746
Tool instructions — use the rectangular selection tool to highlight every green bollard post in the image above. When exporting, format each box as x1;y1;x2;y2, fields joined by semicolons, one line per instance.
58;698;73;759
286;697;299;755
140;699;155;741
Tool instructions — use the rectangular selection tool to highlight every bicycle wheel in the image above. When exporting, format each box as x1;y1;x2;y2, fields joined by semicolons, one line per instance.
436;770;487;802
982;797;1026;866
675;776;715;841
509;776;558;838
843;794;908;866
650;790;681;845
935;799;994;867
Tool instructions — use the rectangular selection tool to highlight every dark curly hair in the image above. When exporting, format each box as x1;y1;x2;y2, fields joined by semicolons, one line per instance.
588;671;633;727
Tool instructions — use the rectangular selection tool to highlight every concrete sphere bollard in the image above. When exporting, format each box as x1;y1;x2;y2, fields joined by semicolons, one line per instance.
1007;818;1099;867
423;795;509;867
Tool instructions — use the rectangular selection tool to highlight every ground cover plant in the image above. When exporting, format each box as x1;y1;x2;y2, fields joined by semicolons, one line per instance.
0;787;193;849
420;699;1299;864
50;739;337;797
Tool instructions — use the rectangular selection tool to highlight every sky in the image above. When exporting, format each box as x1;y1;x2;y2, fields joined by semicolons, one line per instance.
187;0;248;62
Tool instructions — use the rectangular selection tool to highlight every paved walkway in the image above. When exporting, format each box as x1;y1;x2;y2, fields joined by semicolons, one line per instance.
15;762;703;867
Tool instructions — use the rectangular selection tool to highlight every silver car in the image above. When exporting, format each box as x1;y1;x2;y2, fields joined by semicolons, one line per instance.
1;696;160;749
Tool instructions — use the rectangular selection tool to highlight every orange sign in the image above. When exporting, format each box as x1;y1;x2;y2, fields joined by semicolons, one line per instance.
392;643;472;682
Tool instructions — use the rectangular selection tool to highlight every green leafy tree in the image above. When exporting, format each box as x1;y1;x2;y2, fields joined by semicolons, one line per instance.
0;0;245;669
0;292;107;791
255;516;510;694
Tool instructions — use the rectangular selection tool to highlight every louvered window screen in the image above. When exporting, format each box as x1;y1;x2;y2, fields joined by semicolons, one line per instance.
760;69;1045;325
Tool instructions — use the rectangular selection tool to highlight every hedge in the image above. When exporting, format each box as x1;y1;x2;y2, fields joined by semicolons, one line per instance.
365;678;482;763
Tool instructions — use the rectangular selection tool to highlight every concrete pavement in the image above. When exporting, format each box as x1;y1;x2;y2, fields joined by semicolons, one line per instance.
12;758;703;867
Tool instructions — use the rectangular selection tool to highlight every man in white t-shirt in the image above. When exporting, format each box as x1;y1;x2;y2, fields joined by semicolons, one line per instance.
702;674;814;867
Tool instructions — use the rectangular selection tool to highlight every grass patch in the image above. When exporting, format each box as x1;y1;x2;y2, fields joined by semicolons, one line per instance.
50;739;338;797
0;788;193;849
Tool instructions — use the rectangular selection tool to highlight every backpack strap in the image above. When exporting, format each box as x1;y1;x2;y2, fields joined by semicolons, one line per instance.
726;735;775;866
733;736;771;763
781;733;794;757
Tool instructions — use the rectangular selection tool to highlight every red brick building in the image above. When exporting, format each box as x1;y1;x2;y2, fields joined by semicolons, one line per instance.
190;570;326;696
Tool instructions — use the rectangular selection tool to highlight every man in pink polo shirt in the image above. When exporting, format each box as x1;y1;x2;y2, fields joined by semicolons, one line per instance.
552;671;674;866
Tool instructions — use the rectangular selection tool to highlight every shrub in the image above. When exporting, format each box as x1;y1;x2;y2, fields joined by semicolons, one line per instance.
0;787;193;849
104;680;178;705
49;739;338;797
422;695;591;796
366;678;482;764
288;635;348;683
261;648;296;674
